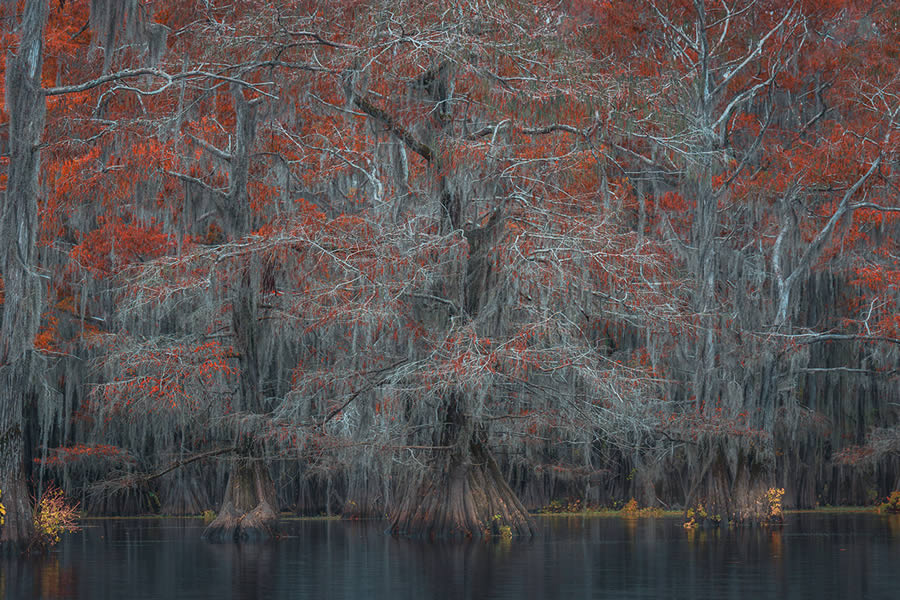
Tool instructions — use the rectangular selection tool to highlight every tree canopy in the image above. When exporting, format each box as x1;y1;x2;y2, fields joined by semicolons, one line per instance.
1;0;897;545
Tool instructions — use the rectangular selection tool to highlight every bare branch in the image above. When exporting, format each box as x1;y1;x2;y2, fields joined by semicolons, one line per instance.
353;94;434;161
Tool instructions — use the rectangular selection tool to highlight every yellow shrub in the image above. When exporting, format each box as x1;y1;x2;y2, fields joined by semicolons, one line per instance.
621;498;664;518
31;485;80;551
621;498;639;515
879;491;900;514
766;488;785;520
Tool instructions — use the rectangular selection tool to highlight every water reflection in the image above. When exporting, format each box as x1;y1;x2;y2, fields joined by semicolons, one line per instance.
34;556;77;599
768;528;783;559
886;514;900;538
205;542;276;599
2;513;899;599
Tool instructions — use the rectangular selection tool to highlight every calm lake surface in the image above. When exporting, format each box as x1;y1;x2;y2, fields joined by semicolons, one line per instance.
2;513;899;599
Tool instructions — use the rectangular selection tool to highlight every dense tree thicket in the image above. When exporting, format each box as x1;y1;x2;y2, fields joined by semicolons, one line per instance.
1;0;897;547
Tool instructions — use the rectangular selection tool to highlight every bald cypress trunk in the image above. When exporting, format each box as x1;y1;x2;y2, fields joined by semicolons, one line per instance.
669;4;779;525
387;187;533;538
199;85;278;541
390;397;535;539
202;456;278;542
0;0;48;553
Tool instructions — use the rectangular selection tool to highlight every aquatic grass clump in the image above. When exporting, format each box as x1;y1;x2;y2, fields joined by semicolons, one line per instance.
540;498;585;514
537;497;669;518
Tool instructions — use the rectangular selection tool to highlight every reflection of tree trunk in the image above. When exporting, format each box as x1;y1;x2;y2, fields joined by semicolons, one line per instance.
203;458;278;542
0;0;48;552
390;397;535;539
207;537;276;598
396;536;510;600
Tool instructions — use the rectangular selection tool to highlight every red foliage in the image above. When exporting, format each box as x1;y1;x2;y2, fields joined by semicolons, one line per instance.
37;444;134;467
2;0;894;507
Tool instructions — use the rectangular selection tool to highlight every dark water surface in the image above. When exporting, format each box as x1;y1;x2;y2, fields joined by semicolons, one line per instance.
2;513;899;599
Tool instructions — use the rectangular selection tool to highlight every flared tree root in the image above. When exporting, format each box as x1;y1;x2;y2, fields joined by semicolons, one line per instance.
203;459;278;542
684;447;783;527
390;438;535;540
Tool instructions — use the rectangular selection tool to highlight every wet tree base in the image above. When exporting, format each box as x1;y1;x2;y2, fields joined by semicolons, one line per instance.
390;440;536;540
0;471;33;555
202;500;278;542
202;459;279;542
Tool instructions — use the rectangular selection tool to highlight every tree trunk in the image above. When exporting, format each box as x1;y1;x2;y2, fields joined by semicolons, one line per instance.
355;62;534;538
202;458;279;542
199;82;279;541
0;0;48;553
389;398;535;539
342;461;386;520
685;445;780;526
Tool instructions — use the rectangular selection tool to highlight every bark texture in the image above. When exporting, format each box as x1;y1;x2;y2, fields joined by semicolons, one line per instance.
202;459;278;542
390;401;535;539
201;84;277;540
0;0;47;552
684;446;776;526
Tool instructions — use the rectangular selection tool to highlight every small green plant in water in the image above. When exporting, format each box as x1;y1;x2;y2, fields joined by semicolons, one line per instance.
866;487;880;504
29;485;80;552
489;514;514;539
878;491;900;514
201;509;216;522
683;502;720;529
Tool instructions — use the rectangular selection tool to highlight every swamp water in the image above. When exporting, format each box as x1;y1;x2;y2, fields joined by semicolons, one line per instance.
1;513;898;599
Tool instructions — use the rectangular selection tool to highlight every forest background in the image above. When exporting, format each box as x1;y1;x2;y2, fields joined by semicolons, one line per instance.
0;0;898;546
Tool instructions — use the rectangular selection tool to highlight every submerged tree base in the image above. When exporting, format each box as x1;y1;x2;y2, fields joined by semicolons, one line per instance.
390;436;535;540
680;447;788;527
0;472;32;556
203;459;278;542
